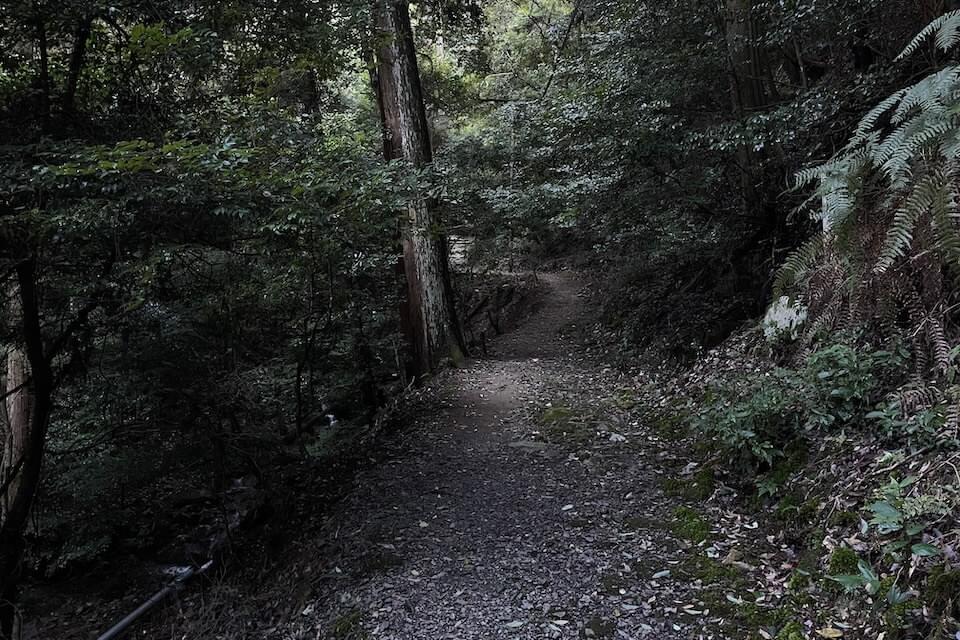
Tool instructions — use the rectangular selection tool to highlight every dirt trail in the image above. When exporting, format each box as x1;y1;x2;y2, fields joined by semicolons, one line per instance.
271;271;709;640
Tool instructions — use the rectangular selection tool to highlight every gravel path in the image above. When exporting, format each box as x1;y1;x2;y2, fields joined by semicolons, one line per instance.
283;272;707;640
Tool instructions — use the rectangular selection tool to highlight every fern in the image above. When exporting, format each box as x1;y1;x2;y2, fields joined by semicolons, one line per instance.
874;207;920;273
773;233;828;297
875;171;953;273
782;12;960;378
897;10;960;61
849;91;905;147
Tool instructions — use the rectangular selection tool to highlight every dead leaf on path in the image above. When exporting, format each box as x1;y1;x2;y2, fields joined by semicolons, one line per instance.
816;628;844;638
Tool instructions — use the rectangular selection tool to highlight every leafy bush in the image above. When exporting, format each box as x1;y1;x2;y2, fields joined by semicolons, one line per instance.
695;343;904;471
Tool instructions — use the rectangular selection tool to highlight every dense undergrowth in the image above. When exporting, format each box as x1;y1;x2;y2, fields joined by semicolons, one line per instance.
609;13;960;638
648;328;960;638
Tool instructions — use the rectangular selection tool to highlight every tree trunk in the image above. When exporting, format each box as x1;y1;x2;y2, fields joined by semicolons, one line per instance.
32;8;50;136
724;0;769;217
62;14;93;121
0;259;54;639
371;0;465;377
1;349;31;518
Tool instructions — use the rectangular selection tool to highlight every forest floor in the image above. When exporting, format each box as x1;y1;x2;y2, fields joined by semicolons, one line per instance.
161;270;773;640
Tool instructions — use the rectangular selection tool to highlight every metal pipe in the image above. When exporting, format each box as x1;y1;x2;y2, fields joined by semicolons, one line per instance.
96;560;213;640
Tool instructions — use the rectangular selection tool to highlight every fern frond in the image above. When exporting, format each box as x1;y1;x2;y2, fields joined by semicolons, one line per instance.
892;68;960;124
850;90;906;147
773;233;829;297
874;171;951;273
898;10;960;61
927;314;952;373
874;207;920;273
929;177;960;269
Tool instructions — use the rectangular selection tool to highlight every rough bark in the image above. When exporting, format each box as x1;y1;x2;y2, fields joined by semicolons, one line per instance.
0;259;54;640
372;0;465;377
1;349;30;519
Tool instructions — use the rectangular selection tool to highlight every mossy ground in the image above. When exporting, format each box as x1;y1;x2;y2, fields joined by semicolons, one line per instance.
670;506;710;543
681;553;800;639
663;467;715;501
826;546;859;575
773;493;818;527
539;405;595;445
541;405;576;425
648;410;689;442
924;567;960;617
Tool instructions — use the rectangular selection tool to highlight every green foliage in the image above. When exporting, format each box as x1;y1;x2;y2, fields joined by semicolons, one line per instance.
695;343;896;472
897;10;960;60
863;476;954;558
781;10;960;380
827;546;861;575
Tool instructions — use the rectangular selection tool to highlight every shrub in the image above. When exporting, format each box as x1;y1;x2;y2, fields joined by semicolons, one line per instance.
694;342;901;472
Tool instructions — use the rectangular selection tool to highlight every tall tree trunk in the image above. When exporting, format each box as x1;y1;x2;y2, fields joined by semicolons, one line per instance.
724;0;769;217
0;259;54;640
62;14;94;122
371;0;465;377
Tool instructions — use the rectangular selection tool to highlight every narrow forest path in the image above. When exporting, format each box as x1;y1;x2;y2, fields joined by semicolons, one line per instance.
269;271;726;640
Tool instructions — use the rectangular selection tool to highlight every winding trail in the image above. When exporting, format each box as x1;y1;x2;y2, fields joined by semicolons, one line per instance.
280;272;703;639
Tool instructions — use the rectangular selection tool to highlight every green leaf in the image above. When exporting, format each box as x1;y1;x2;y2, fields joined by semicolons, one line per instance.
828;574;867;591
886;583;912;605
910;543;940;557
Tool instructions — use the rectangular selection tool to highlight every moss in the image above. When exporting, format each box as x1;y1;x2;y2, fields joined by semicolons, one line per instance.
539;406;596;446
681;554;744;586
623;515;652;531
449;345;466;368
649;411;688;442
663;467;715;501
613;388;638;410
333;610;368;640
827;546;859;575
776;621;805;640
774;494;819;527
670;506;710;543
828;509;860;528
824;546;860;593
541;406;575;424
924;567;960;617
806;528;825;551
786;568;812;591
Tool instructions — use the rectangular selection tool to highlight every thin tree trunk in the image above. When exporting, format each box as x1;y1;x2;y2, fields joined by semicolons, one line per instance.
33;8;50;135
371;0;465;377
62;14;94;121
